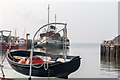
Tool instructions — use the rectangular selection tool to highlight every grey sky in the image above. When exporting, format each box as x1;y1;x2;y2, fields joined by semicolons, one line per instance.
0;0;119;43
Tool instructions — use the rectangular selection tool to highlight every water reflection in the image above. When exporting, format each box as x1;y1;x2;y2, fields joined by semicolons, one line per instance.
100;53;120;73
0;43;119;78
34;48;70;55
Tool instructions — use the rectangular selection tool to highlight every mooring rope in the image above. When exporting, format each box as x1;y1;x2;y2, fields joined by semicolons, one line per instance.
32;63;44;68
47;69;50;80
43;56;50;80
44;62;49;71
0;48;11;78
0;53;6;77
0;64;5;78
44;57;50;80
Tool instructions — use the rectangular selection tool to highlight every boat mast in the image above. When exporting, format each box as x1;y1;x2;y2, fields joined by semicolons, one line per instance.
65;25;67;61
55;14;56;27
48;4;50;24
47;4;50;32
63;24;67;61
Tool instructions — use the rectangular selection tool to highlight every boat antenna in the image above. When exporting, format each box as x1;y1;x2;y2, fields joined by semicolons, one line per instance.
15;28;17;38
14;28;17;42
23;27;26;38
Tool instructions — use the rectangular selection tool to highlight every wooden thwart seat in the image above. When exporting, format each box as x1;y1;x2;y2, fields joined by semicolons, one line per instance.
13;56;25;59
56;58;70;62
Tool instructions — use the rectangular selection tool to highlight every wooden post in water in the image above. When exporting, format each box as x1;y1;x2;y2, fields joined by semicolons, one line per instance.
108;46;110;57
101;45;106;56
114;46;116;57
118;45;120;57
104;45;106;56
116;45;118;58
100;45;103;56
105;46;109;57
110;46;114;57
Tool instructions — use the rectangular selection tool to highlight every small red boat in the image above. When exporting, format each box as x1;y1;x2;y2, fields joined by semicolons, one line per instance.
0;30;28;54
10;38;27;50
2;39;27;54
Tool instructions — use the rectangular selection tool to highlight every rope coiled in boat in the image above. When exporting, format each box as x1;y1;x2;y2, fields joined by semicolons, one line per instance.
32;62;49;70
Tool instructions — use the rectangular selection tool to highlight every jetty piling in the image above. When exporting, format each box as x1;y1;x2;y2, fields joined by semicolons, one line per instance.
101;44;120;58
101;35;120;58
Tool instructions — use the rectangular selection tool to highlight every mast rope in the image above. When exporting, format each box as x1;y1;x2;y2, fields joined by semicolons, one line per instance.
44;56;50;80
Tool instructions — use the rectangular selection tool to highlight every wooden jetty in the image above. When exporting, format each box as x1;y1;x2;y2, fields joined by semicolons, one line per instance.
101;35;120;58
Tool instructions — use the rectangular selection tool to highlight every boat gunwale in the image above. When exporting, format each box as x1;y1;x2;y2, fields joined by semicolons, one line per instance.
6;50;80;68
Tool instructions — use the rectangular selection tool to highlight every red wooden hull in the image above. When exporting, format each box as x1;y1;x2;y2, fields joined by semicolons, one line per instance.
2;43;27;53
2;44;9;51
11;44;27;50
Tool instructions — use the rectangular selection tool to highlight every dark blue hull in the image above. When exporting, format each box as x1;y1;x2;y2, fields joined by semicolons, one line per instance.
6;50;80;78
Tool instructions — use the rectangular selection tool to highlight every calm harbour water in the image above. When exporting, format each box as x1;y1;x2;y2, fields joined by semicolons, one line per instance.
0;43;119;78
